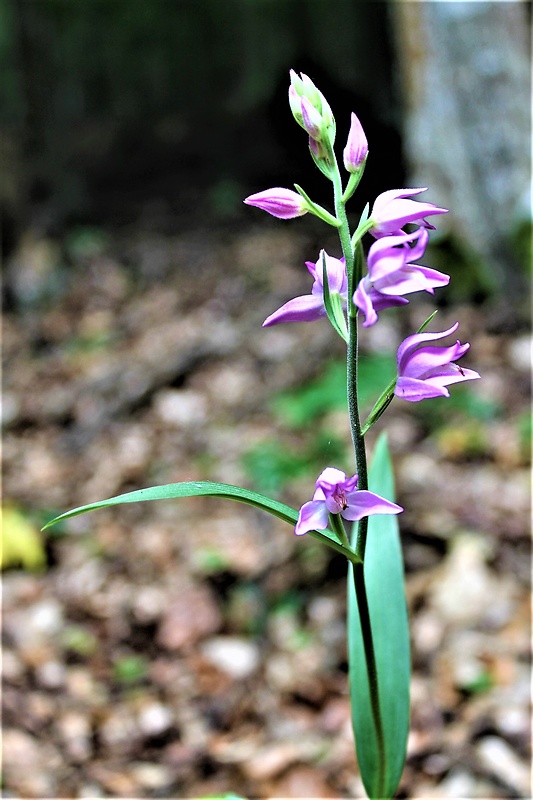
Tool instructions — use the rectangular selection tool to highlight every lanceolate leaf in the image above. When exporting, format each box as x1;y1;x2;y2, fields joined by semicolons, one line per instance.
322;251;348;342
347;434;410;798
42;481;361;563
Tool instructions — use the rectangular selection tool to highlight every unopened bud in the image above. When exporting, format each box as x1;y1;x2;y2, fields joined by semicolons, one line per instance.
289;69;335;144
301;96;324;140
343;112;368;173
243;187;308;220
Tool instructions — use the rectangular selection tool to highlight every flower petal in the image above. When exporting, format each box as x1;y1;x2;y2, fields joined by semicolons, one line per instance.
316;467;348;490
397;323;460;373
370;188;447;236
263;295;326;326
401;341;470;379
378;265;449;296
341;490;403;520
353;279;378;327
295;499;329;535
309;251;348;296
394;376;450;402
423;364;480;388
367;230;419;281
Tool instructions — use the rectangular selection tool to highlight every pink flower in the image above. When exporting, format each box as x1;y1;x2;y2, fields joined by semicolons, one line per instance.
370;188;448;237
353;228;449;327
263;250;347;326
343;112;368;173
243;188;308;220
395;323;480;402
295;467;402;536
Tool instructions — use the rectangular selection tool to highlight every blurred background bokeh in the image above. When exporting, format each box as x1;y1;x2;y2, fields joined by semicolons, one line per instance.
2;0;530;305
2;2;531;798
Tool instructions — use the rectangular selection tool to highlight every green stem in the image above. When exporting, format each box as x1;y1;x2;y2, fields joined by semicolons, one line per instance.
330;159;368;507
329;150;387;794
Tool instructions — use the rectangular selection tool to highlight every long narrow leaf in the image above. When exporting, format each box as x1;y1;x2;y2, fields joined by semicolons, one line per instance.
348;434;410;798
42;481;361;562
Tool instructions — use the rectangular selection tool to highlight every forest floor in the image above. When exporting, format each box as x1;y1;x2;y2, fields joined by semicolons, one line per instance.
2;218;531;799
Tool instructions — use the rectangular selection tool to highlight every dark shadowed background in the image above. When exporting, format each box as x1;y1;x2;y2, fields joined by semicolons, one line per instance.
2;0;530;305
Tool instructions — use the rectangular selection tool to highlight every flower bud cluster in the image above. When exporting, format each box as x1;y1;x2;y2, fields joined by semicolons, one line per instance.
288;70;335;143
288;70;336;173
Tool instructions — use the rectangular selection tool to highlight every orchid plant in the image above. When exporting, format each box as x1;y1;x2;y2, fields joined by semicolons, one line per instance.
44;72;479;798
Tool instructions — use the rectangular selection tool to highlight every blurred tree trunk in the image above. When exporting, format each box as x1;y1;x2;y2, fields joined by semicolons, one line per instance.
391;1;530;309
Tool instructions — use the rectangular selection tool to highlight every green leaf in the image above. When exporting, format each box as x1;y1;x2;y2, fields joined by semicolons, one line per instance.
361;376;397;436
416;309;438;333
321;251;348;342
42;481;361;564
347;434;410;798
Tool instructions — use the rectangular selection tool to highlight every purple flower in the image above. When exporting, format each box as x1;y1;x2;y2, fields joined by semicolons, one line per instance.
395;323;480;402
263;250;347;326
343;112;368;173
295;467;403;536
370;188;448;237
244;188;308;220
353;228;450;327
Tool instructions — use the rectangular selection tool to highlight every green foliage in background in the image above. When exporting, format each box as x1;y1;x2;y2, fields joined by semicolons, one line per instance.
271;354;396;427
243;354;396;493
112;655;149;685
1;0;387;125
243;350;494;489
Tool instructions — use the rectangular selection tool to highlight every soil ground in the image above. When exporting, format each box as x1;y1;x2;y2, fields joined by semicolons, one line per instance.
2;218;531;798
